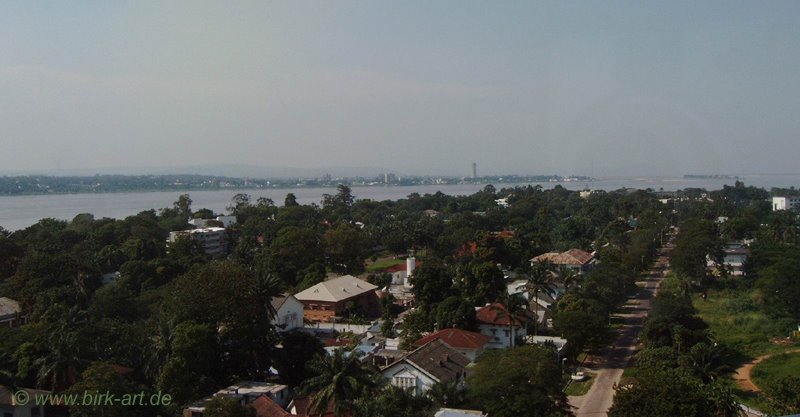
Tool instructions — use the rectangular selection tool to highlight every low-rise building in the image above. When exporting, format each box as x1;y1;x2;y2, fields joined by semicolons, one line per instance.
531;249;596;275
707;242;750;277
772;196;800;211
381;340;470;396
1;386;49;417
168;227;228;256
183;381;290;417
435;408;488;417
271;294;304;332
0;297;24;327
294;276;381;322
475;303;533;349
413;328;491;362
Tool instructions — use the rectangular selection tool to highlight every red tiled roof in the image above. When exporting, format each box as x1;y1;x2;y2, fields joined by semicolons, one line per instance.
250;395;294;417
384;260;420;273
476;303;532;326
413;328;491;350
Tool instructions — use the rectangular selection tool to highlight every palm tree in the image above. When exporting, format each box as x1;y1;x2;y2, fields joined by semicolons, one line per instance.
494;293;529;348
524;262;555;336
556;266;580;293
686;342;733;383
301;350;378;417
427;380;465;408
250;270;284;321
33;331;84;390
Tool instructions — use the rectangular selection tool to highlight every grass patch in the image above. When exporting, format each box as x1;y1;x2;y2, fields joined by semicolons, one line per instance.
565;373;595;396
365;257;405;272
693;288;797;359
751;352;800;391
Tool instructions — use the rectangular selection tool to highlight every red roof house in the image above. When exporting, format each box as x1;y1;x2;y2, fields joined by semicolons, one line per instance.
414;328;491;361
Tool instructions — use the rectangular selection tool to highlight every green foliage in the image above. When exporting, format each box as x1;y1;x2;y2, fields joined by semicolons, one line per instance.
467;345;570;417
435;296;477;331
609;370;740;417
300;350;378;417
273;332;325;388
355;385;435;417
409;257;454;309
68;362;143;417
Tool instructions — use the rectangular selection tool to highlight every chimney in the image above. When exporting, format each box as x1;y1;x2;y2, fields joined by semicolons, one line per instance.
404;257;416;288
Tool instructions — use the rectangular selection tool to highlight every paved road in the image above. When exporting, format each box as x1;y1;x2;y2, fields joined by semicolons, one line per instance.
568;247;671;417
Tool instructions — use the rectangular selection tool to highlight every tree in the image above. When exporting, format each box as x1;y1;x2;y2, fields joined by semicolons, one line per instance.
467;345;570;417
683;342;733;383
300;350;378;417
285;193;299;207
157;321;220;407
555;267;580;293
764;376;800;415
33;330;85;390
609;370;741;417
454;260;506;305
427;380;466;408
552;310;609;357
409;258;453;309
273;332;325;388
522;262;555;336
355;385;435;417
203;396;257;417
173;194;193;219
68;362;141;417
435;296;477;331
323;223;366;275
493;293;529;348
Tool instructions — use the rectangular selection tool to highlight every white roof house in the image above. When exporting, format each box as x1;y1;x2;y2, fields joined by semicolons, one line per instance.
435;408;488;417
294;275;378;303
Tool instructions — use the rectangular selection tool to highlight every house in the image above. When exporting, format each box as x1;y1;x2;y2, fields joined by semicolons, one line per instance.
249;395;297;417
0;297;24;327
435;408;488;417
294;276;381;322
168;227;228;256
0;386;49;417
505;280;557;324
525;335;569;357
413;328;491;361
183;382;290;417
531;249;596;275
475;303;533;349
381;340;470;396
388;257;417;288
707;242;749;277
772;196;800;211
271;294;304;332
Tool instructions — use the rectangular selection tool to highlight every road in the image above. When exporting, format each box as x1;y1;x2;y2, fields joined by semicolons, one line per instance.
568;246;671;417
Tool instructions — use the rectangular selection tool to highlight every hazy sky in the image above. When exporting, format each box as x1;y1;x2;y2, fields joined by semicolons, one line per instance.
1;1;799;177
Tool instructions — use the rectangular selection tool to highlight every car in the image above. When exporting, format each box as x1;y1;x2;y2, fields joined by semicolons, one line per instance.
571;371;587;381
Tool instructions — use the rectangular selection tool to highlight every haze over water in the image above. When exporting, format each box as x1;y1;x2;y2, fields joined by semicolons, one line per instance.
2;175;799;231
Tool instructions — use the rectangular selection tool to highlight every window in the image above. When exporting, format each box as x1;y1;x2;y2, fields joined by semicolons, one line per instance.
394;376;416;389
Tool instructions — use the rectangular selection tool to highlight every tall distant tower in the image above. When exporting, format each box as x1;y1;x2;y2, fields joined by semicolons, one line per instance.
472;162;477;180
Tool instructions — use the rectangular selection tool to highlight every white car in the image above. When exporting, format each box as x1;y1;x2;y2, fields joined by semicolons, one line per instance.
571;371;587;381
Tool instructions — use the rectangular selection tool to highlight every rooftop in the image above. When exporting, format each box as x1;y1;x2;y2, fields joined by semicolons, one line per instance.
386;339;470;383
414;328;492;350
476;303;533;326
531;248;594;266
0;297;20;317
294;275;378;303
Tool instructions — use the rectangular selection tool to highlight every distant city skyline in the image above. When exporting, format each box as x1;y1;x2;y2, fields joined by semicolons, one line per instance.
1;1;799;177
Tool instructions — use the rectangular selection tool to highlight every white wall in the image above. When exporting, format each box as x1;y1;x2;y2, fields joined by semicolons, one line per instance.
382;362;438;396
274;297;304;332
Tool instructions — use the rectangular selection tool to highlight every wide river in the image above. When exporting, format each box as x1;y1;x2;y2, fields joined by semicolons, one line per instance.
1;175;798;231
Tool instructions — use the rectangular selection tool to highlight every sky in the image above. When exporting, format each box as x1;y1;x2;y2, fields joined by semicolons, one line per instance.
1;1;799;178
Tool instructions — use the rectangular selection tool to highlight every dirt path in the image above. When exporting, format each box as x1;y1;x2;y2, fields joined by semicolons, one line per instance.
734;349;800;393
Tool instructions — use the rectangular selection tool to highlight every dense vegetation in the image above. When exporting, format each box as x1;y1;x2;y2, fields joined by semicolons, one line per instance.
611;182;800;416
4;181;797;416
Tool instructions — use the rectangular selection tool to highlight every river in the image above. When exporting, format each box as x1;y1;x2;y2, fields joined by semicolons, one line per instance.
1;175;798;231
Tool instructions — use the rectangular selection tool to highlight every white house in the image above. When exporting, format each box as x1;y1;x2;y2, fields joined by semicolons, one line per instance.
0;386;49;417
270;294;304;332
183;381;289;417
168;227;228;256
475;303;533;349
531;249;596;275
772;196;800;211
381;340;470;396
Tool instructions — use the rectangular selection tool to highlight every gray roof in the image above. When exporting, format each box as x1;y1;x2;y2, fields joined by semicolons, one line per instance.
390;339;470;383
294;275;377;303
